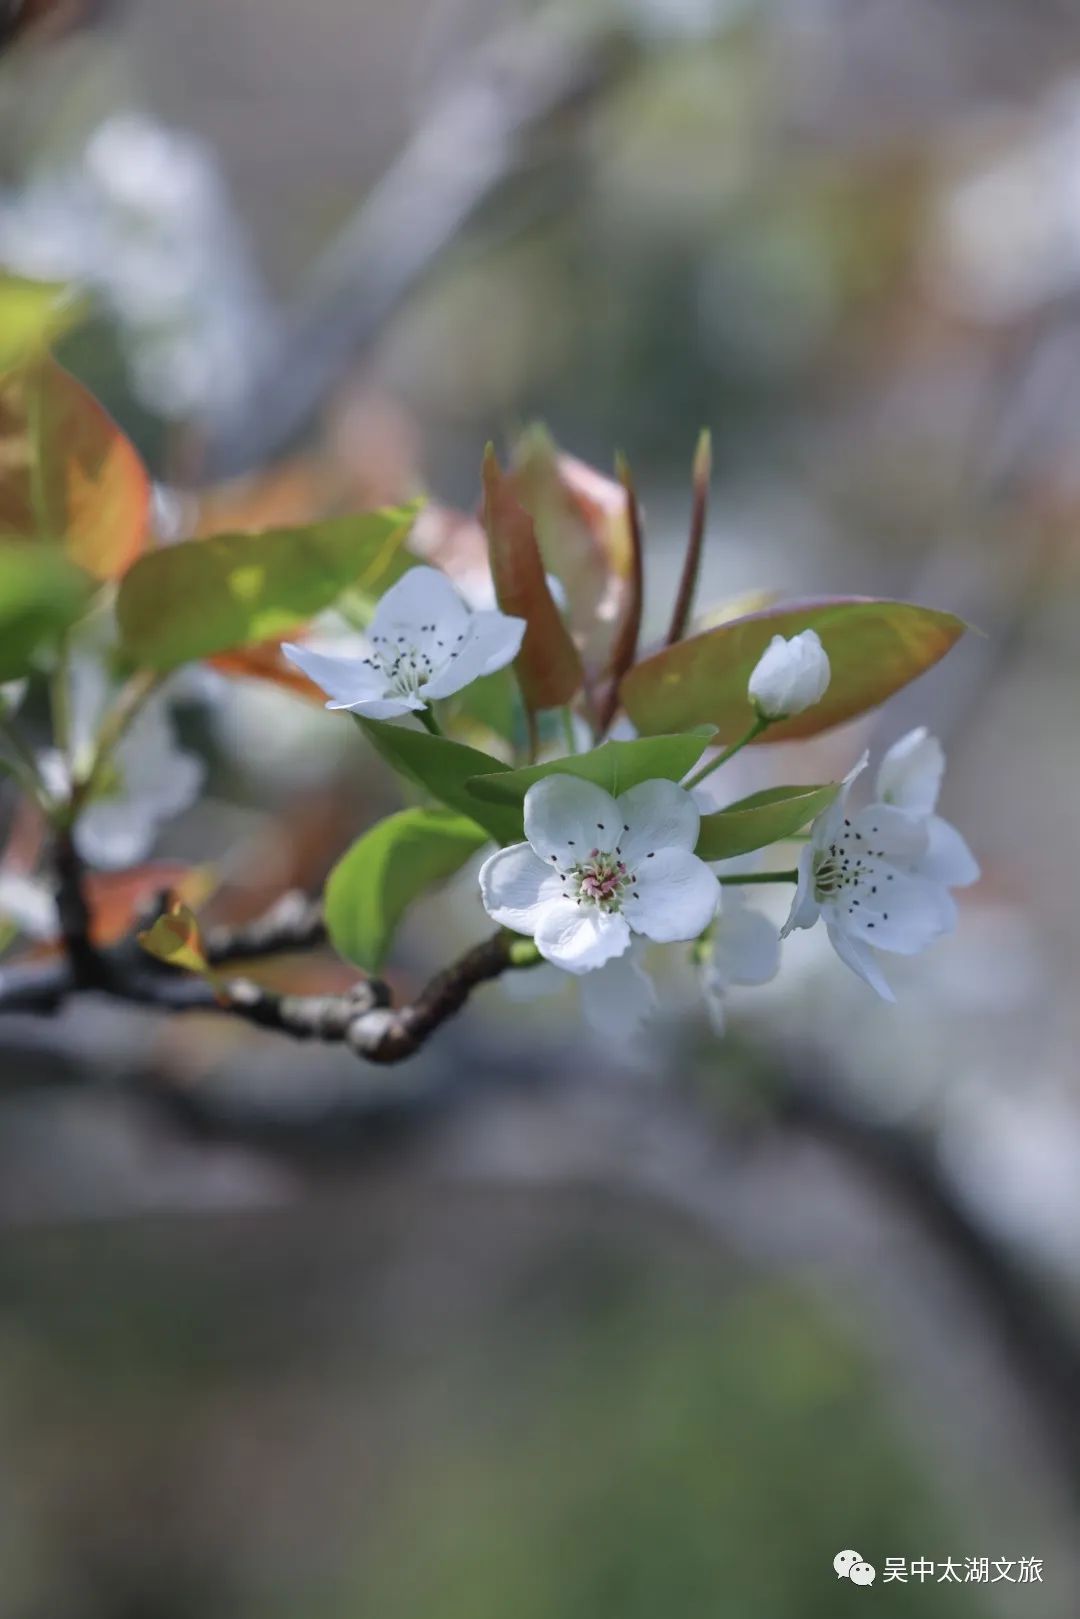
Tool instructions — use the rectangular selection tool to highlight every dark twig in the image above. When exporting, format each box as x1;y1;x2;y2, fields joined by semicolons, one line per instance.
202;890;327;965
0;900;520;1065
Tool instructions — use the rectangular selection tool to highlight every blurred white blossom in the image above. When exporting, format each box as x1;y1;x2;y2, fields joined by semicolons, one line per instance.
0;113;275;420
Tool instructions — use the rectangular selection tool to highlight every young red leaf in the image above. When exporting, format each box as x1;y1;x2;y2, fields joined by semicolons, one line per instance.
621;597;967;742
510;428;633;672
481;445;582;711
0;357;150;580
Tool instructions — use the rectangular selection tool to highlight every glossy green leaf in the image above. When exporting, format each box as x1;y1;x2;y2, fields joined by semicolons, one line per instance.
117;505;418;670
466;731;713;816
359;717;520;844
0;540;92;680
0;356;150;580
325;807;488;972
621;598;966;743
0;274;86;371
696;783;839;861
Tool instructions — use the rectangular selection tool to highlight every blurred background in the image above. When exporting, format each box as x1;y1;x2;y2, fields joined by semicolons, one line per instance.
1;1;1079;1615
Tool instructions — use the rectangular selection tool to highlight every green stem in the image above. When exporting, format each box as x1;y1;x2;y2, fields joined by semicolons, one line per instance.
70;668;162;820
716;869;798;886
560;706;579;756
49;643;73;769
418;706;443;737
684;714;771;790
0;716;52;813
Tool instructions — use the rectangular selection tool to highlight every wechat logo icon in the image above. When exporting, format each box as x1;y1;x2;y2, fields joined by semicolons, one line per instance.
834;1550;876;1586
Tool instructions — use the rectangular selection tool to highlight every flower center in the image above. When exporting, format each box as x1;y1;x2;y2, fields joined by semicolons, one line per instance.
365;624;467;699
569;847;635;912
812;818;895;929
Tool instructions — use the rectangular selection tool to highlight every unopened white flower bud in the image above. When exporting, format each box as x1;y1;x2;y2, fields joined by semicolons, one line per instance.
747;629;830;719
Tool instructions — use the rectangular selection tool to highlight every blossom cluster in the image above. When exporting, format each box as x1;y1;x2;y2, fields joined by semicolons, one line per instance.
289;576;977;1034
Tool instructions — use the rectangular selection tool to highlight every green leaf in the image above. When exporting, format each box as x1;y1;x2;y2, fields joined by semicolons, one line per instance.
0;540;92;680
620;598;966;743
359;716;521;844
325;807;488;972
116;505;419;671
466;731;713;817
0;274;86;371
696;783;839;861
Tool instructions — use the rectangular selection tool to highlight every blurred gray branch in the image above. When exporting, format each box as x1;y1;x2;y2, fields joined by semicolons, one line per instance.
202;16;627;479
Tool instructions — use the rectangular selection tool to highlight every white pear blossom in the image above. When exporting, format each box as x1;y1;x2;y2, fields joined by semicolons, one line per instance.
698;887;781;1033
282;567;525;721
782;746;972;1002
874;727;980;888
480;774;719;974
38;660;203;871
747;629;830;720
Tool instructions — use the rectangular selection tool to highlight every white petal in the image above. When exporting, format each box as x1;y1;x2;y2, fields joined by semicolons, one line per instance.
346;695;424;719
479;843;564;932
809;752;868;852
781;844;820;936
712;900;781;986
523;775;622;869
849;803;929;867
534;899;631;974
578;950;658;1036
919;815;980;887
875;727;943;814
826;923;895;1002
370;565;469;643
825;865;956;955
622;847;719;942
281;642;389;710
616;778;699;866
419;608;525;699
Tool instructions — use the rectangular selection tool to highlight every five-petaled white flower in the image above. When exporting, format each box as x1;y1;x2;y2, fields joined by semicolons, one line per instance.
480;774;719;974
282;566;525;720
748;629;830;720
698;886;781;1033
782;738;975;1001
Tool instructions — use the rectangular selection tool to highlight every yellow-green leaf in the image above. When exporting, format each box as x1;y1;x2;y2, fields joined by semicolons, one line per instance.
117;505;419;671
136;900;218;984
0;274;86;370
621;597;966;743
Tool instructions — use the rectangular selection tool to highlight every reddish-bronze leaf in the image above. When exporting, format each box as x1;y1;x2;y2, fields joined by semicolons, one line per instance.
481;445;582;711
0;357;150;579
